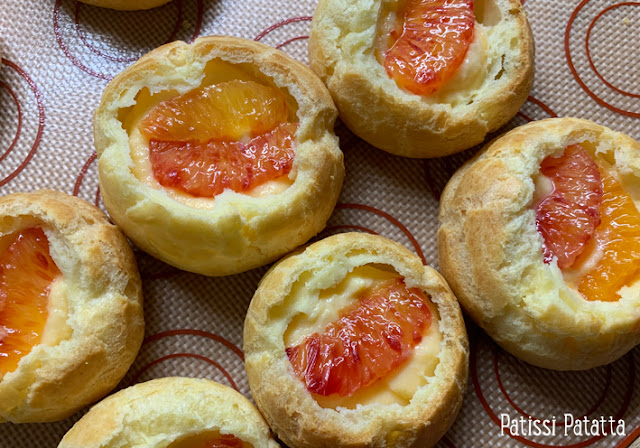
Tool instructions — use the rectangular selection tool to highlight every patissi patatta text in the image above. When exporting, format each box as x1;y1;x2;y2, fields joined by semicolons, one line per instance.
500;414;626;437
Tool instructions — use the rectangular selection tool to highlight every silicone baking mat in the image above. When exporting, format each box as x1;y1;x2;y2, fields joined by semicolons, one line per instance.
0;0;639;446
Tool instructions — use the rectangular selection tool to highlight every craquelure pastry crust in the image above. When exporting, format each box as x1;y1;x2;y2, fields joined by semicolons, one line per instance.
58;377;280;448
309;0;534;158
0;190;143;423
438;118;640;370
95;36;344;276
244;233;469;448
77;0;172;11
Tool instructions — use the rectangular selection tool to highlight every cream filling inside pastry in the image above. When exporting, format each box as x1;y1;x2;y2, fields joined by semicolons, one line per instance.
284;265;442;409
41;278;73;347
120;60;298;209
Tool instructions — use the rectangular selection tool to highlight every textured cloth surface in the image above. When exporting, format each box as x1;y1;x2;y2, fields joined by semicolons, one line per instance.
0;0;639;447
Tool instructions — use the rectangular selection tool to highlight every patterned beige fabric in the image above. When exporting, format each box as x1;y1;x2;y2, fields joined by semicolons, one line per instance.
0;0;638;446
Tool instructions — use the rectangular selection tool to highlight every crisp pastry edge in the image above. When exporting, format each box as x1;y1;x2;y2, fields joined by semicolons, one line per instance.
94;36;345;276
308;0;535;158
438;117;640;370
244;232;469;448
58;377;280;448
0;189;144;423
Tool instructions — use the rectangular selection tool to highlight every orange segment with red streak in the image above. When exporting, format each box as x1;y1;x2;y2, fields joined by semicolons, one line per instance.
286;278;432;397
190;434;246;448
535;145;640;301
577;173;640;302
535;145;603;270
149;122;297;198
139;80;297;198
168;433;250;448
382;0;475;95
140;80;290;142
0;228;60;375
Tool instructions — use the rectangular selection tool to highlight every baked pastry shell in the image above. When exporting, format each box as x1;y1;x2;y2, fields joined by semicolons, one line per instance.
438;117;640;370
76;0;172;11
244;232;469;448
58;377;280;448
95;36;344;276
309;0;534;158
0;190;144;423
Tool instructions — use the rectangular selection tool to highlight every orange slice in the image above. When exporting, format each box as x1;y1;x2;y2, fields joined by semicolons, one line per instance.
190;435;245;448
140;80;289;142
149;122;297;197
577;172;640;301
140;80;298;198
168;433;248;448
0;228;60;375
535;144;603;269
382;0;475;95
286;278;432;397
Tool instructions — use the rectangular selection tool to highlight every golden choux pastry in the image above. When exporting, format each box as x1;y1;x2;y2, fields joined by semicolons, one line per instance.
77;0;172;11
95;36;344;276
244;232;469;448
438;117;640;370
309;0;534;158
58;377;280;448
0;190;143;423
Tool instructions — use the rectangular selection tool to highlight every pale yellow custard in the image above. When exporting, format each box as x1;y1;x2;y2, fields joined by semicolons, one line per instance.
284;265;442;409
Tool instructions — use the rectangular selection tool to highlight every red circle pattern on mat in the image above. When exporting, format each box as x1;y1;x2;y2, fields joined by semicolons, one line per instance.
565;0;640;118
423;96;558;201
74;1;183;64
0;58;45;188
2;1;640;447
254;16;312;49
494;352;613;428
334;202;427;264
72;151;100;207
471;333;636;448
128;329;244;389
53;0;203;80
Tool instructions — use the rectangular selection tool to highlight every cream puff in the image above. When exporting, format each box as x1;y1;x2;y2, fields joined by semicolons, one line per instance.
95;36;344;276
309;0;534;158
0;190;144;423
77;0;172;11
58;377;280;448
438;117;640;370
244;232;468;448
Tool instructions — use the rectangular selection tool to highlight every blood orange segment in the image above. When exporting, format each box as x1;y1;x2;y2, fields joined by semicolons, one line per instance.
192;435;245;448
286;278;432;397
577;173;640;302
535;145;603;269
383;0;475;95
149;122;297;197
140;80;289;142
0;228;60;375
169;433;248;448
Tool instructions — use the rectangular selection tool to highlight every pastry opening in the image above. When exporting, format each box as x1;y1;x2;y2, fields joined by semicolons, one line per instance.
118;58;300;208
533;140;640;302
166;431;253;448
475;0;502;26
0;227;67;376
283;263;442;409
